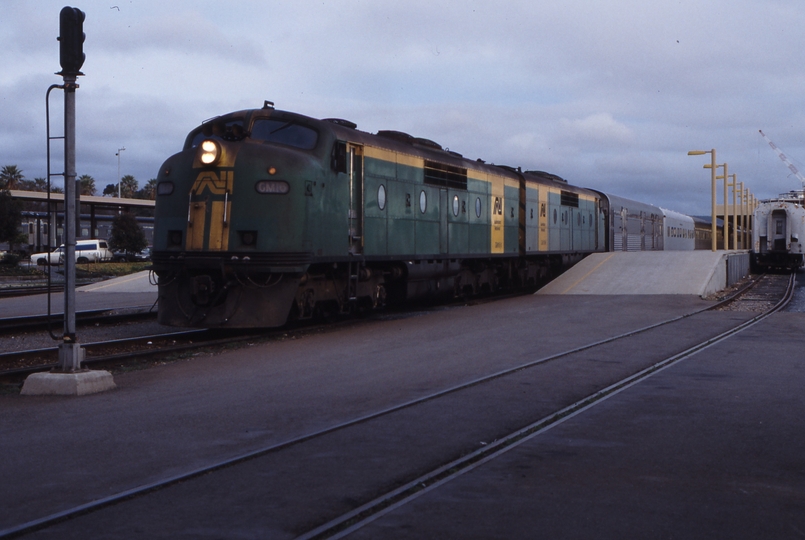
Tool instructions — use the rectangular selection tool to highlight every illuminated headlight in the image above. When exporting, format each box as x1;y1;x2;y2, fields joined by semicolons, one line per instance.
200;139;220;166
255;180;290;194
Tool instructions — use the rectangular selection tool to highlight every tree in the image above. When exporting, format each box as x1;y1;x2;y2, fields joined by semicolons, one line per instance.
33;178;48;192
78;174;96;196
0;188;23;251
136;178;157;200
120;175;138;199
18;177;54;192
0;165;24;190
109;212;147;255
104;175;139;198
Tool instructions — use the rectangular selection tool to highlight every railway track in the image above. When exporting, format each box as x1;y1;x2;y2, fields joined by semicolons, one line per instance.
0;272;796;538
0;291;526;382
0;306;157;335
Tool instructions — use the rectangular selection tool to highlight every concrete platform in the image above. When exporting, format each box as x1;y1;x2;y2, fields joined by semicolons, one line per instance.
0;270;156;319
537;251;735;296
78;270;156;294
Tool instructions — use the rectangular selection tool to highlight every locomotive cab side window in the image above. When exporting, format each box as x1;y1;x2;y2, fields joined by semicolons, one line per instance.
332;141;348;174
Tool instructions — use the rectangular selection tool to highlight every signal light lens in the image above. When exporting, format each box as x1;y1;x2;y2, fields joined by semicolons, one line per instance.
200;139;220;165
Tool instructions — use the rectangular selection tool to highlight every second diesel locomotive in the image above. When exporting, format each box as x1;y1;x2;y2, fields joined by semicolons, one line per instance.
151;103;716;328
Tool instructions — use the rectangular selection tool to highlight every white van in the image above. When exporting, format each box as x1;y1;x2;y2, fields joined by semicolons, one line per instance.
30;239;114;265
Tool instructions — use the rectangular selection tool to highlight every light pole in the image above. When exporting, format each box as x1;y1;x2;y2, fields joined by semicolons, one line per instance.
116;147;125;199
727;173;737;251
688;149;717;252
689;149;717;251
703;162;727;249
723;162;729;248
738;182;746;249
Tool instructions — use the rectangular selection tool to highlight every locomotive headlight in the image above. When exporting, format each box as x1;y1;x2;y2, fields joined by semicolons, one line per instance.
199;139;220;166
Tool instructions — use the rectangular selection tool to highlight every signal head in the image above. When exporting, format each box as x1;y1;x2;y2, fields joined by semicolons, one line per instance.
58;7;86;77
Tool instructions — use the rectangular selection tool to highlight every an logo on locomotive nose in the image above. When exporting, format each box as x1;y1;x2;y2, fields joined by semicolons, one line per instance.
192;170;234;196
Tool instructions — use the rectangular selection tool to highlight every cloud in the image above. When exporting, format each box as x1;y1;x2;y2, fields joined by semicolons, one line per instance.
3;0;805;212
556;113;634;149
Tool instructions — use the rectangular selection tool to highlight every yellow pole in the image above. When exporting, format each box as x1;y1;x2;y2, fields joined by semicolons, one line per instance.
688;149;717;252
737;181;744;249
722;162;729;250
743;186;748;249
730;174;737;251
712;152;718;251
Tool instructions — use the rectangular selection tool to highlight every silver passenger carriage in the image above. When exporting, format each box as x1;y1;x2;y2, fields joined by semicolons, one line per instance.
753;190;805;270
595;193;664;251
660;208;695;251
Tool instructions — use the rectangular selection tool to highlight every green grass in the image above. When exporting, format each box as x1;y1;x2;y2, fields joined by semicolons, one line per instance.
0;264;44;277
82;262;152;276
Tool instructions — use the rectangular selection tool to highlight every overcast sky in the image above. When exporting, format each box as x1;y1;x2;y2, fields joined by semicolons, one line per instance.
3;0;805;214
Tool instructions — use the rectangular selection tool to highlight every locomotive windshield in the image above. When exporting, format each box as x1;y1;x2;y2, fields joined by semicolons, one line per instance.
250;119;318;150
185;118;319;151
187;118;247;148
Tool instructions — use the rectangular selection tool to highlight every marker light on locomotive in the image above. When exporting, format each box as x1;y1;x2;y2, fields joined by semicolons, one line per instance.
199;139;220;166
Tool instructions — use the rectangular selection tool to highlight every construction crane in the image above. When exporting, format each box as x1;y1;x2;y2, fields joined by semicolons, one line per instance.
759;129;805;190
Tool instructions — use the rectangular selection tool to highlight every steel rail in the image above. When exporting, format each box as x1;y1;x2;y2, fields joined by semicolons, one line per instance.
0;306;156;334
301;272;796;540
0;273;793;539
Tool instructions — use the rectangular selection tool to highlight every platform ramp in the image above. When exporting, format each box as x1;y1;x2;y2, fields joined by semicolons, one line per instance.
79;270;156;294
537;251;749;296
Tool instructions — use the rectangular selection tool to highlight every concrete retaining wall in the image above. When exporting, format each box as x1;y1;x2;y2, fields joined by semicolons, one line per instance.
726;252;750;287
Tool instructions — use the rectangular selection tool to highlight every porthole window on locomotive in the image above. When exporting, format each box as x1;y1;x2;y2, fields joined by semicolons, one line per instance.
420;190;427;213
475;197;482;218
377;184;386;211
453;195;460;216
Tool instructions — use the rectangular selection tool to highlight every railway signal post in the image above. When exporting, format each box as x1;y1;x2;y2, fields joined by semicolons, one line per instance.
22;6;115;396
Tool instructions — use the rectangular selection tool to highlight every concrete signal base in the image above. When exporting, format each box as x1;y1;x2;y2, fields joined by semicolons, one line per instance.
21;370;116;396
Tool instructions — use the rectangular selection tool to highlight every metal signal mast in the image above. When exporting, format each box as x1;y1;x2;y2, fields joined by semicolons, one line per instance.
759;130;805;190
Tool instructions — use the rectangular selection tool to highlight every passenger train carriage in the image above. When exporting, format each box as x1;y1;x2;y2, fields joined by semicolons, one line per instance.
152;103;716;328
752;190;805;270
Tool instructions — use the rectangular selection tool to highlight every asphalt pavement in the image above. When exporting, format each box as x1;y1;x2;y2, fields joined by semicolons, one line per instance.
0;269;803;539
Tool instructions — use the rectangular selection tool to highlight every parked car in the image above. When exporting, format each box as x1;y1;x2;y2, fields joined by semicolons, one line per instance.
30;239;114;265
112;247;151;262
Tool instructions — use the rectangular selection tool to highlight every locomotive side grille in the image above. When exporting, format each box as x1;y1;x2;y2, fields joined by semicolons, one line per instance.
560;190;580;208
424;160;468;190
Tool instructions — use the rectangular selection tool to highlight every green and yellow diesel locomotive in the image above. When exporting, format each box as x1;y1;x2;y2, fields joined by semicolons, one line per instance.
152;102;604;327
